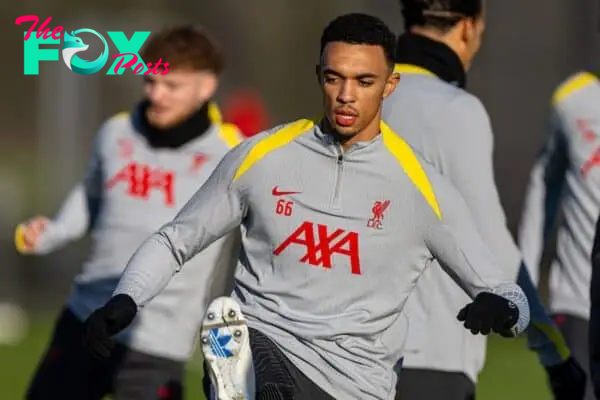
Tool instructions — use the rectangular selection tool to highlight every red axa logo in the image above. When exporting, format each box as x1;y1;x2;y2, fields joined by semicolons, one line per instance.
273;221;361;275
367;200;390;230
577;119;597;142
581;147;600;177
105;162;175;206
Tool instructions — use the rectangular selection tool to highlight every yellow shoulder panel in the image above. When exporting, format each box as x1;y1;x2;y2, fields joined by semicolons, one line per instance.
394;63;436;77
381;122;442;219
219;123;244;149
207;101;245;148
233;119;315;181
552;72;597;105
110;111;130;122
208;102;223;123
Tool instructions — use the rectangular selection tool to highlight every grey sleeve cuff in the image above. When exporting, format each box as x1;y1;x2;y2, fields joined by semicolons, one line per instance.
490;282;531;336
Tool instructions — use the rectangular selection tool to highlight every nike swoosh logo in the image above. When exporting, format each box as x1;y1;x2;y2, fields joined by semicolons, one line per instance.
272;186;301;196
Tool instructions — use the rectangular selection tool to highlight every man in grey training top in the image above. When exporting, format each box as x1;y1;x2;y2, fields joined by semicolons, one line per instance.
383;1;585;399
16;26;244;400
83;13;529;400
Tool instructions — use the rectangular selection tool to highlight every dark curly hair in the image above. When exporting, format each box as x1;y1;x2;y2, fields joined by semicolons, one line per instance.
140;25;224;73
320;13;396;67
400;0;483;31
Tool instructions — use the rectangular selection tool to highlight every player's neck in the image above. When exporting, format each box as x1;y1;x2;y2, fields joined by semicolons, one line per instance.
396;32;466;88
322;116;382;151
136;101;211;149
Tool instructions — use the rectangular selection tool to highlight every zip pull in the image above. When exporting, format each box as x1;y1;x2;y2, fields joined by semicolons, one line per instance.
331;152;344;209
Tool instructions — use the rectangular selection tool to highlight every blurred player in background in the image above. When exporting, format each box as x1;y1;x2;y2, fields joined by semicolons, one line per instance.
15;25;244;400
383;0;586;399
82;13;530;400
524;71;600;400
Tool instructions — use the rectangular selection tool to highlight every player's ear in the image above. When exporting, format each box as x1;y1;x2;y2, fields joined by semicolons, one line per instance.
456;17;477;51
383;71;400;99
463;18;477;44
197;72;218;103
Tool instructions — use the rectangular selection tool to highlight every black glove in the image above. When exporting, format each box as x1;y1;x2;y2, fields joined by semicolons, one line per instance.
83;294;138;359
457;292;519;337
546;357;586;400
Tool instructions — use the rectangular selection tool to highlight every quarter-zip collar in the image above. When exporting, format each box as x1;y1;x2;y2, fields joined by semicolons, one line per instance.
313;119;384;156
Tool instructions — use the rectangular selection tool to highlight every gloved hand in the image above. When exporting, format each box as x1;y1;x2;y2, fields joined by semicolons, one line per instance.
457;292;519;337
83;294;138;359
546;357;586;400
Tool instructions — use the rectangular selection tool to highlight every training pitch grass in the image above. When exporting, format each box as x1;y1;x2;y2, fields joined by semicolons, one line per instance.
0;315;552;399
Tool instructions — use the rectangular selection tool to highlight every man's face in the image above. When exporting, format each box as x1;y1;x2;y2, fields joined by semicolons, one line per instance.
318;42;398;138
143;69;217;128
